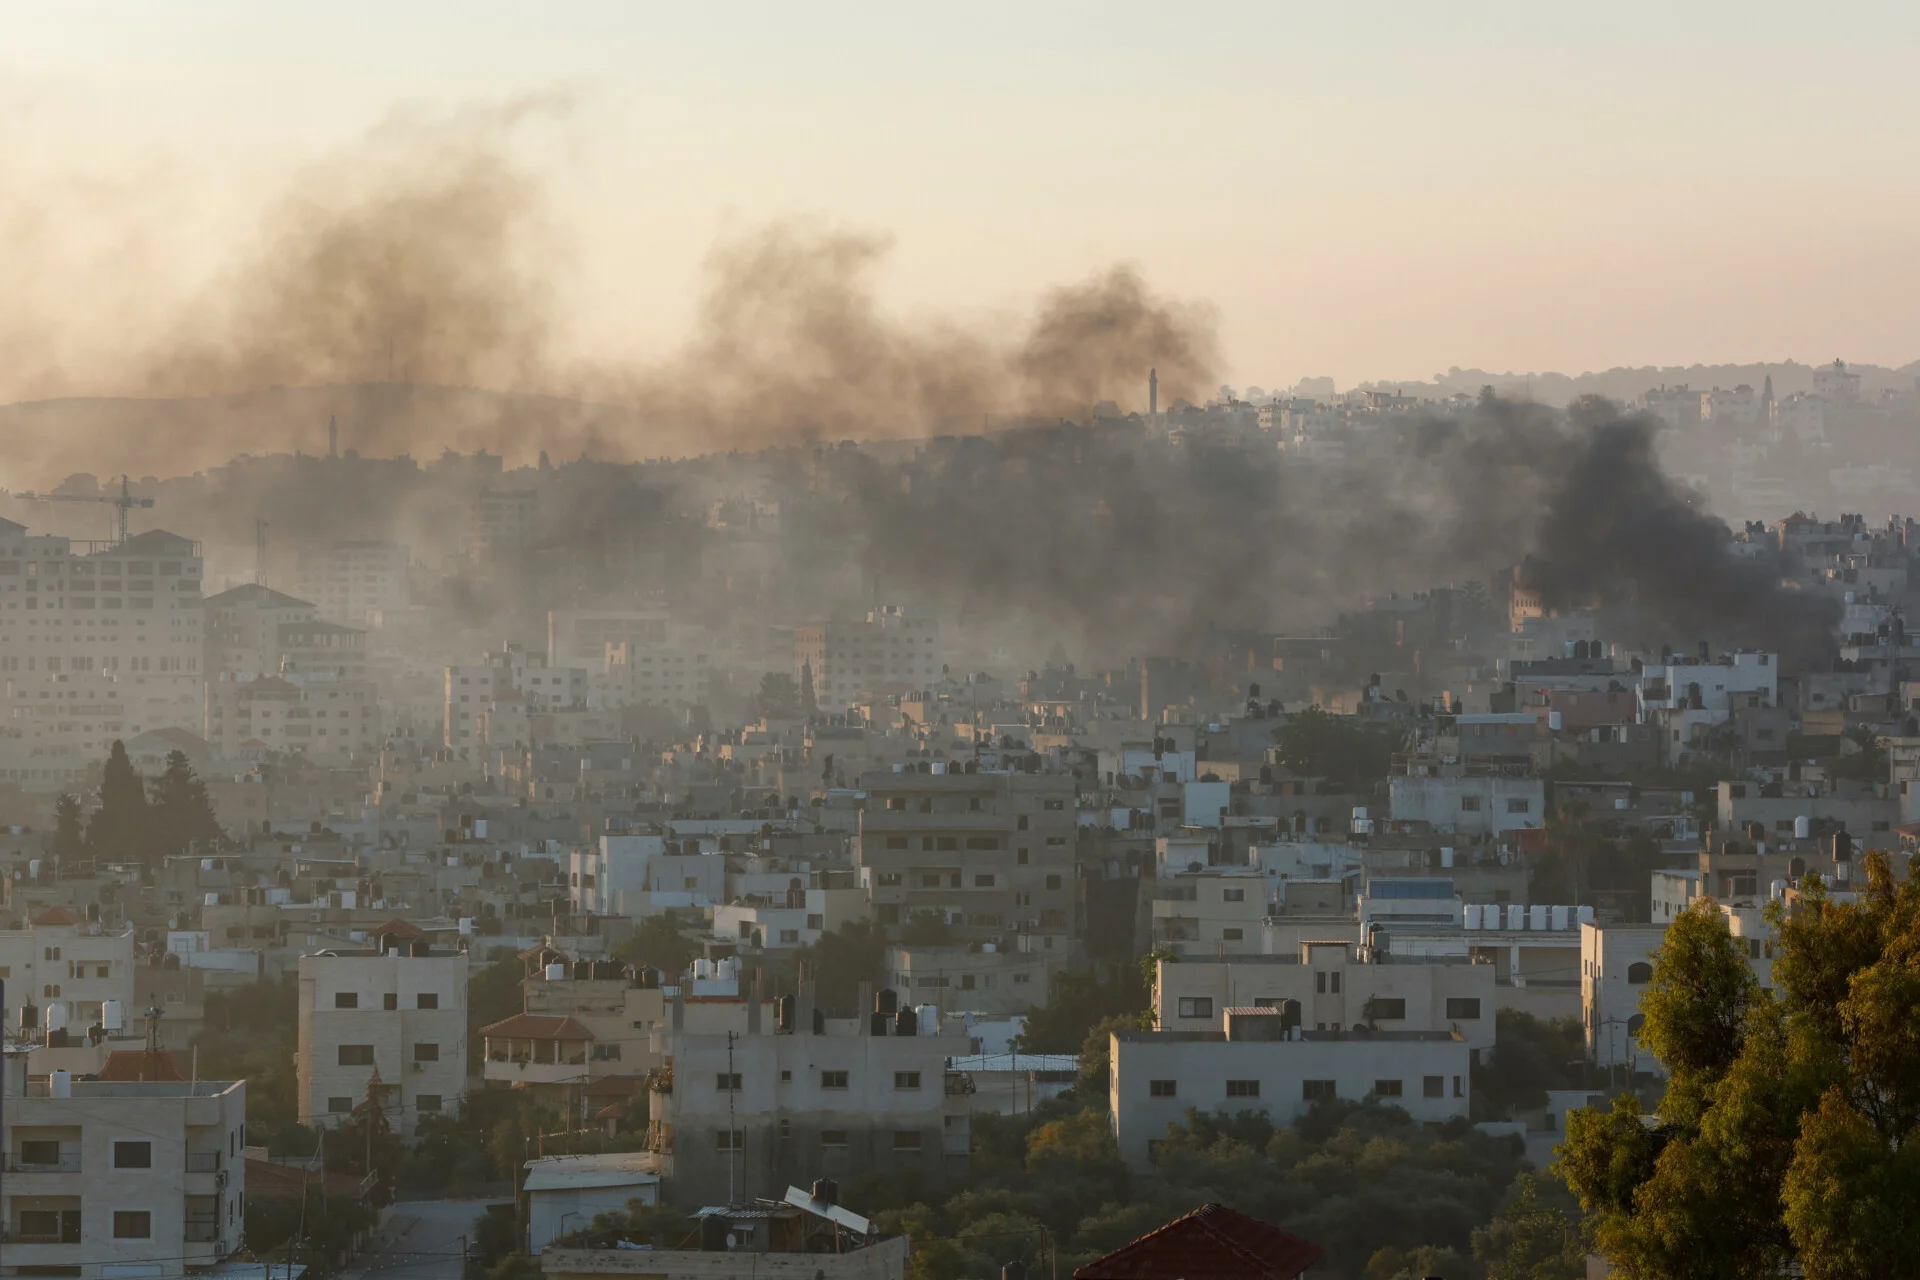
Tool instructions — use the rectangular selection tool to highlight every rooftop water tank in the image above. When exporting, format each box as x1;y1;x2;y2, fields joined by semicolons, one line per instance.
1577;905;1596;926
1529;905;1548;931
917;1004;939;1036
1463;903;1483;930
1506;904;1525;931
50;1068;71;1098
102;999;125;1032
544;962;567;981
45;1004;68;1033
205;891;220;907
1551;905;1570;931
1794;815;1811;839
458;917;474;936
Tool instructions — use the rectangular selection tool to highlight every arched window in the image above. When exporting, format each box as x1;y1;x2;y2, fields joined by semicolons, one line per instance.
1627;1013;1646;1037
1789;857;1807;881
1627;962;1654;985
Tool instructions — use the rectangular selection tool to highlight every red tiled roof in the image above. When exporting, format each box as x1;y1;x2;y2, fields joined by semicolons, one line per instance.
96;1049;187;1082
245;1158;370;1202
31;907;80;927
480;1013;595;1040
1073;1204;1324;1280
374;917;425;938
581;1074;646;1098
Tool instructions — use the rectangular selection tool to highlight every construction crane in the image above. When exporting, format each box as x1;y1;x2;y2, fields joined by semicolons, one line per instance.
9;476;154;548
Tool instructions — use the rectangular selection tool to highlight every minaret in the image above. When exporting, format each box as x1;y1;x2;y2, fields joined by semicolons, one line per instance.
327;414;339;459
1761;375;1775;423
1149;367;1159;417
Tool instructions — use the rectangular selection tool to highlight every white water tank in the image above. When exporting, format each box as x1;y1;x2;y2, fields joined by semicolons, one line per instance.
1440;847;1455;869
931;761;948;775
544;962;566;981
1463;904;1483;930
1529;905;1548;931
205;891;220;907
1551;905;1570;931
1352;807;1369;822
102;999;125;1032
916;1004;939;1036
1771;880;1788;901
694;958;712;980
1506;904;1525;930
473;819;488;838
1794;815;1811;839
458;917;474;936
28;858;40;878
202;858;215;872
45;1004;68;1033
718;957;738;982
50;1068;71;1098
1577;905;1596;926
982;942;997;954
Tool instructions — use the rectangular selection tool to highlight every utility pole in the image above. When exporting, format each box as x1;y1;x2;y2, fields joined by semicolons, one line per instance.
254;520;269;587
726;1030;738;1204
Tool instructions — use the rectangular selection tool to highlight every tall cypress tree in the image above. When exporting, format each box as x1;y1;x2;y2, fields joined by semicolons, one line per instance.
87;740;149;865
148;749;223;858
51;794;87;860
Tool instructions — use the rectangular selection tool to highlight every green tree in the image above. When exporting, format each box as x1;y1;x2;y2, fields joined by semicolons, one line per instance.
1636;897;1758;1088
50;793;86;860
87;739;148;863
756;672;801;719
1470;1174;1585;1280
1473;1010;1587;1119
147;749;223;858
1270;707;1398;791
1012;963;1149;1054
467;951;525;1070
797;919;888;1016
617;915;698;976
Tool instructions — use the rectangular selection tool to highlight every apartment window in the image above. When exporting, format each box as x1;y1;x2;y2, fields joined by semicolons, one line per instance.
820;1130;849;1147
1460;796;1482;812
780;929;800;944
1627;962;1654;985
1303;1079;1337;1101
1374;1079;1404;1097
334;992;359;1009
113;1141;152;1169
1017;814;1030;830
417;1095;443;1112
592;1044;623;1061
417;993;439;1010
1045;874;1062;890
821;1070;850;1089
921;874;943;888
1225;1080;1260;1098
1223;928;1244;941
1424;1075;1446;1098
17;1140;61;1166
1176;997;1212;1019
113;1211;153;1239
886;836;909;849
19;1209;81;1243
716;1072;743;1091
1454;1075;1465;1097
1017;849;1029;865
714;1130;744;1151
1046;836;1066;846
1149;1079;1177;1098
974;874;995;887
1445;998;1482;1020
328;1096;353;1113
894;1071;922;1090
966;837;999;850
413;1043;439;1062
1368;998;1407;1020
893;1131;923;1151
887;797;908;811
384;993;400;1011
1506;798;1531;814
339;1044;375;1066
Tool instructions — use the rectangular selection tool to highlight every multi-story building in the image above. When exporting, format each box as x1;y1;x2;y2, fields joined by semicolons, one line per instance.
1;1055;247;1278
795;607;942;707
292;540;410;626
1110;1012;1471;1169
1579;921;1668;1072
1153;948;1498;1055
0;907;137;1037
204;584;326;681
648;979;973;1206
296;929;469;1137
855;769;1077;951
444;646;589;750
466;488;539;560
204;674;381;762
0;523;205;756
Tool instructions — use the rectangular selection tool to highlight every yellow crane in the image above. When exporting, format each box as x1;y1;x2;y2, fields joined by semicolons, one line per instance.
10;475;154;548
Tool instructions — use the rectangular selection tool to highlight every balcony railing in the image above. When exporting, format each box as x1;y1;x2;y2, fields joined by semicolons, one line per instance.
185;1219;221;1244
4;1153;82;1173
185;1152;222;1173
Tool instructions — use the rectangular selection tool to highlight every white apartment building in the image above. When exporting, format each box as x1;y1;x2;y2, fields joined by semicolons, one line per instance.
292;539;410;626
713;889;870;952
568;834;667;916
650;984;973;1206
296;938;469;1137
0;907;137;1038
1388;775;1546;839
1155;948;1498;1054
1579;922;1668;1072
204;674;381;762
795;607;942;706
1149;869;1268;956
445;646;589;750
1110;1014;1471;1169
0;523;205;756
1;1058;247;1278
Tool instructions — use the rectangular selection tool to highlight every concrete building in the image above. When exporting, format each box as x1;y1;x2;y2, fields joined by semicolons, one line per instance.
292;539;410;627
296;928;469;1137
883;944;1063;1016
204;674;381;762
1579;922;1668;1072
445;646;589;751
523;1153;661;1254
1109;1014;1471;1169
1154;948;1498;1054
1387;775;1546;838
855;769;1077;951
568;834;667;917
648;980;972;1206
795;607;942;706
1148;868;1269;956
0;522;205;752
0;907;137;1038
1;1054;247;1278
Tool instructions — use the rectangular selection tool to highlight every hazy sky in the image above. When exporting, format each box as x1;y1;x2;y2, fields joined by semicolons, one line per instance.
7;1;1920;393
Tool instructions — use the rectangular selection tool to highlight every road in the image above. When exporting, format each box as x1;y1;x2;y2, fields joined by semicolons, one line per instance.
346;1198;495;1280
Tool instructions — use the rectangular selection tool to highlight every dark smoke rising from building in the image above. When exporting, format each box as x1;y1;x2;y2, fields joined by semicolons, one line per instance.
848;396;1838;666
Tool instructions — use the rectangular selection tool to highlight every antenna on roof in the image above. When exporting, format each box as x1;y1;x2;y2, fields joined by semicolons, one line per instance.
255;520;268;587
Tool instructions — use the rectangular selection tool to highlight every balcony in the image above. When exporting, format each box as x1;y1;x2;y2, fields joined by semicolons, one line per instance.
186;1218;221;1244
4;1153;82;1173
185;1151;222;1173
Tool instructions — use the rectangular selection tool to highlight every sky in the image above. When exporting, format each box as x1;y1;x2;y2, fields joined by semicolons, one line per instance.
5;0;1920;395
